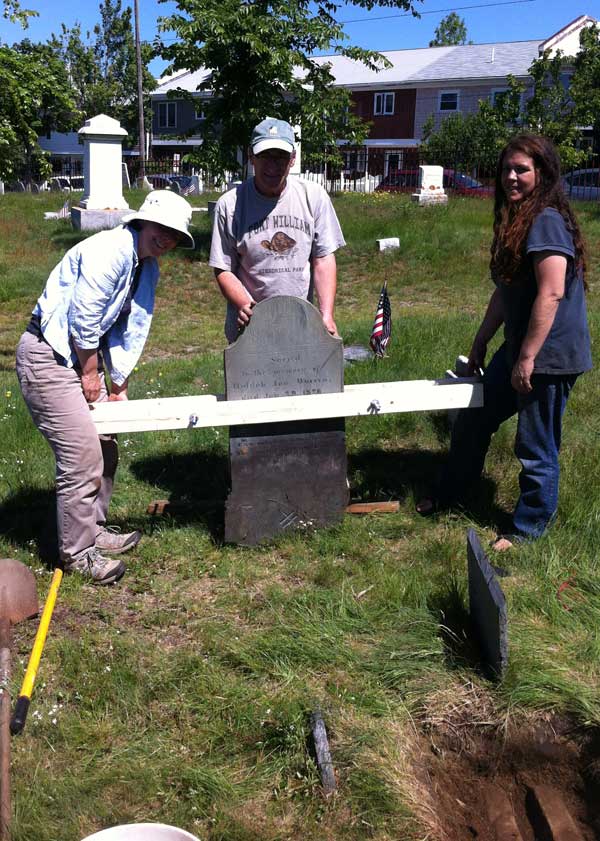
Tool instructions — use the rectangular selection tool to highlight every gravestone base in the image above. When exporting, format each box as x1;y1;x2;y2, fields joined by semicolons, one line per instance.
225;419;348;546
411;191;448;206
71;206;130;232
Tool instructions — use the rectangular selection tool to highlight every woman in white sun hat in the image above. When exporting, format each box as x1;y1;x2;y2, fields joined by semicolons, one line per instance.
16;190;194;585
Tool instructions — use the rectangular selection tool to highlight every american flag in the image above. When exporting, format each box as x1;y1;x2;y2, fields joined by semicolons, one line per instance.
57;199;70;220
369;281;392;357
181;182;195;196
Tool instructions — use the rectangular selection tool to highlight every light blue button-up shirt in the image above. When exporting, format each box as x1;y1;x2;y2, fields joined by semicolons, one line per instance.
33;225;160;386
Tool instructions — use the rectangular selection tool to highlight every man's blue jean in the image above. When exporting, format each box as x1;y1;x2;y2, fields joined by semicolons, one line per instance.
439;345;577;539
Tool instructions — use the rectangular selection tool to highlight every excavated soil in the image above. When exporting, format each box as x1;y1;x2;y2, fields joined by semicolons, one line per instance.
422;717;600;840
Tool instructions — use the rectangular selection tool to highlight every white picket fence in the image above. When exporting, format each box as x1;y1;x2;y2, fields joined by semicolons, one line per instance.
167;168;382;196
299;170;382;193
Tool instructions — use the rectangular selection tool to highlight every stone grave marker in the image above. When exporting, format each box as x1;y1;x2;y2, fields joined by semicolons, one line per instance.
467;528;508;677
72;114;130;232
224;295;348;545
412;164;448;206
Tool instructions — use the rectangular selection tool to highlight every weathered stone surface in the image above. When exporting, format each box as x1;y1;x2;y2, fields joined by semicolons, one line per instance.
526;785;585;841
411;192;449;206
343;345;371;364
310;709;336;794
467;528;508;677
71;207;130;232
411;165;448;205
224;295;343;400
376;237;400;251
484;784;524;841
224;296;348;545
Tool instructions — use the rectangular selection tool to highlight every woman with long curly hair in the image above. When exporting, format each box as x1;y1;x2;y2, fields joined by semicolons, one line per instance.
417;133;592;550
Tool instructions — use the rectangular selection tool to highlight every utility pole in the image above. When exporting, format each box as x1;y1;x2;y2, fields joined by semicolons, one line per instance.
134;0;146;182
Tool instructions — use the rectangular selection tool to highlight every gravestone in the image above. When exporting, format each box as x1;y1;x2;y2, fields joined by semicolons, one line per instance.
467;528;508;678
224;296;348;545
376;237;400;252
71;114;130;231
411;164;448;206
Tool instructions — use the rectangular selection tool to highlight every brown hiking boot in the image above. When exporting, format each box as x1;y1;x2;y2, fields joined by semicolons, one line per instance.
65;547;126;584
95;526;142;555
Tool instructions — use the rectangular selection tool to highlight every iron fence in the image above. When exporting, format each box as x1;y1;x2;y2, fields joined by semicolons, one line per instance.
300;149;600;201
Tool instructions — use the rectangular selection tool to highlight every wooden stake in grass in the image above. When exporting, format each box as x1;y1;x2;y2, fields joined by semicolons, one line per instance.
310;708;336;795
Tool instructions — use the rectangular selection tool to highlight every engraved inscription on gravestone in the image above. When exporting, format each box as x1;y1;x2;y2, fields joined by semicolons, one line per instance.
224;296;349;546
224;296;343;399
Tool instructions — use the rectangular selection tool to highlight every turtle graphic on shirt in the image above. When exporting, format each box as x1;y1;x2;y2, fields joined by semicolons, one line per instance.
261;231;297;255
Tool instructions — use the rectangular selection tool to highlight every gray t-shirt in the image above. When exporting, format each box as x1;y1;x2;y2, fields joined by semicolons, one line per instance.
209;176;345;341
498;207;592;374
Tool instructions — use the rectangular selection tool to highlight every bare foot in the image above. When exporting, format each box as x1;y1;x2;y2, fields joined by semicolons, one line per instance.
492;536;514;552
416;498;437;516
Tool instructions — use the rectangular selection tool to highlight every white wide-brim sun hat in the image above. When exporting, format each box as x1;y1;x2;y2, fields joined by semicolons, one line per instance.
122;190;195;249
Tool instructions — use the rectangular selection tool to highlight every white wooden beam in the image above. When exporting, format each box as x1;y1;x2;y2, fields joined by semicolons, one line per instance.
90;378;482;435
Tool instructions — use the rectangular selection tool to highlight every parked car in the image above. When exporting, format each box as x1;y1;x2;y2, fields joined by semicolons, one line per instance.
561;168;600;201
376;168;493;197
146;173;195;194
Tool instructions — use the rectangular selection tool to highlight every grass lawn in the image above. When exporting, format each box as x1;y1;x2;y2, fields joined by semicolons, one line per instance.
0;189;599;840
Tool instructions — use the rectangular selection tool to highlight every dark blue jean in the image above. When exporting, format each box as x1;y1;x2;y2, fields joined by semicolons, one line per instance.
439;345;577;539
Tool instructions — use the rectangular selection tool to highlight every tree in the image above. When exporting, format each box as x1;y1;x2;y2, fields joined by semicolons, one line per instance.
570;23;600;152
429;12;470;47
2;0;37;28
523;49;583;169
421;78;523;171
157;0;421;178
0;40;78;182
49;0;155;145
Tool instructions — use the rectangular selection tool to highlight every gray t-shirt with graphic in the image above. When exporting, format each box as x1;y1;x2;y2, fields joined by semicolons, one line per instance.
209;176;345;341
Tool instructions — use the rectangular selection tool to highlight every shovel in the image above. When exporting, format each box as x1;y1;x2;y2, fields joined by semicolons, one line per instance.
0;560;38;841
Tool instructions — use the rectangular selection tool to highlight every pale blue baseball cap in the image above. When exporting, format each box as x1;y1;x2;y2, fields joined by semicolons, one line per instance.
251;117;295;155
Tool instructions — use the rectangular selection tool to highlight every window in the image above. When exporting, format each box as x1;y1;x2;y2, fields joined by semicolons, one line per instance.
344;149;366;175
491;88;509;108
374;92;395;116
439;91;459;111
158;101;177;129
194;103;206;120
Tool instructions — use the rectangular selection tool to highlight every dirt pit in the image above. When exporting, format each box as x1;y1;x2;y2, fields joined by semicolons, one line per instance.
422;717;599;840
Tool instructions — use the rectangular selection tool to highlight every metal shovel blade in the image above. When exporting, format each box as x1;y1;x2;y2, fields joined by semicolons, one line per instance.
0;560;38;624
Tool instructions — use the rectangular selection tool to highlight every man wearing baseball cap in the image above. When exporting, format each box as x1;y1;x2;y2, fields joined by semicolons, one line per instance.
209;116;345;342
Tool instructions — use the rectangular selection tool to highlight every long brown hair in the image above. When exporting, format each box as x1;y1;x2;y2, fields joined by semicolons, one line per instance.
490;133;587;285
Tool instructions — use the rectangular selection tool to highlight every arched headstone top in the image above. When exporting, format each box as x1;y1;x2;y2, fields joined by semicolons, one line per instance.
224;295;343;400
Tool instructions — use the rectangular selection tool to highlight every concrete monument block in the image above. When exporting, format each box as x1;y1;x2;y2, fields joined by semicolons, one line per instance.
224;295;348;545
74;114;129;231
412;164;448;206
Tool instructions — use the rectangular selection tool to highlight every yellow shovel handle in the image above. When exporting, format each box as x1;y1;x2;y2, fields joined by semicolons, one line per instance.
10;567;63;735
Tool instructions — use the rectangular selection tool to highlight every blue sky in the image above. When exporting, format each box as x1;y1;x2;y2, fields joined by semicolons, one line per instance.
0;0;598;78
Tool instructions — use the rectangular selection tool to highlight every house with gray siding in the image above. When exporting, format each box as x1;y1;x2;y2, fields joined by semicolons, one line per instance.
150;67;211;159
148;15;596;171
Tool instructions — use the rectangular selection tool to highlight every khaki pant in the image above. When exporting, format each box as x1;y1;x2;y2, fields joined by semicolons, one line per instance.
16;331;118;562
